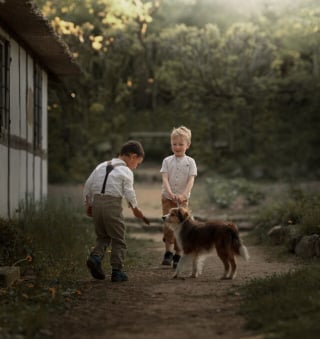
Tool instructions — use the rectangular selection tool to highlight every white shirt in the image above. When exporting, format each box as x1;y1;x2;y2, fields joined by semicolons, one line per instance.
83;158;138;208
160;154;197;199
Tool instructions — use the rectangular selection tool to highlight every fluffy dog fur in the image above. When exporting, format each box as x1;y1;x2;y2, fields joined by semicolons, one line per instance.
163;207;249;280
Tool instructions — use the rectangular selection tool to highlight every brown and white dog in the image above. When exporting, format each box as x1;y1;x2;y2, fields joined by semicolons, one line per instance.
162;207;249;280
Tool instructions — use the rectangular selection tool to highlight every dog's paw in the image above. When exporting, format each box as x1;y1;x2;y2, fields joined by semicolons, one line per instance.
220;276;232;280
172;275;185;280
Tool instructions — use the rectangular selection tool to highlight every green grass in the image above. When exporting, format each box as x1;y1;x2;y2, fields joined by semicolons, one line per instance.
252;189;320;244
205;176;265;208
240;265;320;339
0;199;154;339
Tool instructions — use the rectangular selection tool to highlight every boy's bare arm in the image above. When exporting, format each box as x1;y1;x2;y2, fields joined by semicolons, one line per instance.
128;202;150;225
162;173;175;200
180;175;195;201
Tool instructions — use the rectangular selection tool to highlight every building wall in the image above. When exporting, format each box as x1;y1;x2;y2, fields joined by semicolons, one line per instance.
0;27;48;218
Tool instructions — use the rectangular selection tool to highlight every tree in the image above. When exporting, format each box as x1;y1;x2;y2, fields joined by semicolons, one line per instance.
34;0;320;181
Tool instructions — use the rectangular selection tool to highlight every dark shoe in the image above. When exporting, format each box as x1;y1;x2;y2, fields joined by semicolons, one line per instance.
86;255;105;280
162;251;173;265
172;254;181;269
111;269;128;282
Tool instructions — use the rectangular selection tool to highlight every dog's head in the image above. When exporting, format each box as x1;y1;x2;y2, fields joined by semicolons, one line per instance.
162;207;191;230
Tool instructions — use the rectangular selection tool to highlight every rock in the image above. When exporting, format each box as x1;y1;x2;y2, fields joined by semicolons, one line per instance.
267;224;303;249
267;225;288;245
294;234;320;258
285;224;303;253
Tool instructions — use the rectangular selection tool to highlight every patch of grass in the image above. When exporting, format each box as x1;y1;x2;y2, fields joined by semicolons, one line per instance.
0;199;153;338
0;217;27;266
205;176;265;208
253;190;320;243
240;266;320;338
13;198;94;282
0;199;92;338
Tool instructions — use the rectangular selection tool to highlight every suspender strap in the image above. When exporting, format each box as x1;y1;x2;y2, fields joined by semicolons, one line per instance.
100;162;114;194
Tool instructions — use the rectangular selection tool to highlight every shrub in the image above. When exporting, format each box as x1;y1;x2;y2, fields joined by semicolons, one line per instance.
205;176;265;208
253;190;320;243
0;218;27;265
0;198;94;282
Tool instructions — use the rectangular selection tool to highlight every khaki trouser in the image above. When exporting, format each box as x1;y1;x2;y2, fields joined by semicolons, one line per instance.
161;197;188;253
91;194;126;270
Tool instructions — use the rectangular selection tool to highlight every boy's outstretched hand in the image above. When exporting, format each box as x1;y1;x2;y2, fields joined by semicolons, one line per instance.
130;205;150;225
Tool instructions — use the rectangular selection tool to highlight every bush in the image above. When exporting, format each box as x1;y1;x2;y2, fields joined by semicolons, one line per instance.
253;189;320;243
0;218;27;266
205;176;265;208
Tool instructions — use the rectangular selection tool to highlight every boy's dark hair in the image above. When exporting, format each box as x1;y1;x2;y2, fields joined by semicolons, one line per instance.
120;140;145;158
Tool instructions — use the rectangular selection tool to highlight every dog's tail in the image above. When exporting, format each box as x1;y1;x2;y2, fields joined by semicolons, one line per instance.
239;245;250;261
229;228;250;261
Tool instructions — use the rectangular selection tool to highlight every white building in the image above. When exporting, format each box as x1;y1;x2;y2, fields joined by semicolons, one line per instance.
0;0;80;218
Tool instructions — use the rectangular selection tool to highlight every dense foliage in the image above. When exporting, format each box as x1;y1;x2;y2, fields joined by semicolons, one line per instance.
34;0;320;182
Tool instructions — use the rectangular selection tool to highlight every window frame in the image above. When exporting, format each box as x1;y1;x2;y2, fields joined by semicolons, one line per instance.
0;37;10;137
33;62;42;150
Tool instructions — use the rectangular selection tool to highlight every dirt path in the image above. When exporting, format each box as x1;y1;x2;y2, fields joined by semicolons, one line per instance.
47;181;301;339
50;233;299;339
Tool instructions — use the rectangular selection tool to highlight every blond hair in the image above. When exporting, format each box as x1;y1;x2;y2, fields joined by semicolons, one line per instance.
171;125;192;145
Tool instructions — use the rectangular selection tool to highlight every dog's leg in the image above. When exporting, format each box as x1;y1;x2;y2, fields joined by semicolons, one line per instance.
221;260;231;280
229;256;237;279
191;255;199;278
172;254;189;279
217;250;231;280
198;255;207;277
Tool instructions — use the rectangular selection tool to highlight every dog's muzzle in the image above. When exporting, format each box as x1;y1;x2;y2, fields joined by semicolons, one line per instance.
162;213;169;222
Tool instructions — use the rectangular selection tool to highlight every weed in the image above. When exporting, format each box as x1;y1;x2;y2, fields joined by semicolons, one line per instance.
0;199;152;338
240;266;320;338
0;217;32;266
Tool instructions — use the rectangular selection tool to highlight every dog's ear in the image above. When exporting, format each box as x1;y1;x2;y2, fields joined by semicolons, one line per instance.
178;207;189;221
177;208;184;222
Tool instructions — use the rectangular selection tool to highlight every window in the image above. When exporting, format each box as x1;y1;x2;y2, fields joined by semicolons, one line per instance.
0;38;9;134
33;62;42;149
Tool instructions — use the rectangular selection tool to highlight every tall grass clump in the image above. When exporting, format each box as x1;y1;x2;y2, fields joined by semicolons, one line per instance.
0;196;156;338
0;198;95;338
13;197;94;282
240;266;320;338
253;189;320;244
0;217;27;266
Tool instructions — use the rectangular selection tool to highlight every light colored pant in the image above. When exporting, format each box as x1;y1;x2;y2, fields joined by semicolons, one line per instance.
91;194;126;270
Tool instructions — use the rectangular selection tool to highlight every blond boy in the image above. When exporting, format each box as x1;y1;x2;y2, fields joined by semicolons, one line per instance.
160;126;197;267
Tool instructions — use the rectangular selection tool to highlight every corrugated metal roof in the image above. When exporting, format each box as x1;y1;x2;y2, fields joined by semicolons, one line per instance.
0;0;80;77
